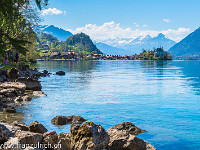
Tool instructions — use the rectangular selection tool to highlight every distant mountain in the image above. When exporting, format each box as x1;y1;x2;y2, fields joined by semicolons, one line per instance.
168;28;200;57
66;33;102;54
94;42;131;55
38;25;73;41
97;33;176;54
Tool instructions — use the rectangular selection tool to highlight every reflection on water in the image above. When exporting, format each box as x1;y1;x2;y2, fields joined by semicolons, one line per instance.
20;60;200;150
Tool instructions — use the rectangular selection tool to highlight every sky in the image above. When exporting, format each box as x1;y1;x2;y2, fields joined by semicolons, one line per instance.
39;0;200;42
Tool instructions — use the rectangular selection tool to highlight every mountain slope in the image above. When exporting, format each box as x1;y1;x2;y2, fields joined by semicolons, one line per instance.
39;25;73;41
66;33;102;54
94;42;131;55
168;28;200;57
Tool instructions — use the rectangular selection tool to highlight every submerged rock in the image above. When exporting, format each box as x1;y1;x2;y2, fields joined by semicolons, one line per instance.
51;116;68;125
107;122;146;136
32;91;47;97
16;77;42;91
56;71;66;75
51;115;86;125
29;121;48;134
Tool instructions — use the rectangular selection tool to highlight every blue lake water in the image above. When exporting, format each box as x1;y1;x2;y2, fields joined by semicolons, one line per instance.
19;60;200;150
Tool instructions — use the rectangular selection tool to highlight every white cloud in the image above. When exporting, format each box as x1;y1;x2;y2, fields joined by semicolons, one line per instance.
163;19;170;23
67;21;191;42
41;8;66;16
143;25;147;27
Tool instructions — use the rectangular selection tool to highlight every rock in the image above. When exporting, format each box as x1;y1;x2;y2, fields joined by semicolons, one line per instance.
57;133;71;150
51;116;68;125
107;122;146;136
51;115;86;126
22;95;32;101
107;127;156;150
0;122;20;144
12;121;29;131
43;131;58;149
29;121;47;134
70;122;109;150
66;115;87;124
56;71;65;75
5;106;16;113
4;137;20;149
0;88;19;98
16;77;42;91
14;96;23;102
32;91;47;97
0;82;26;93
7;68;19;82
15;130;43;145
0;77;4;82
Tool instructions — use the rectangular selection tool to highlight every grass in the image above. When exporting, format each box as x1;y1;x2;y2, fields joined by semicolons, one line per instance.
0;61;30;70
37;52;51;55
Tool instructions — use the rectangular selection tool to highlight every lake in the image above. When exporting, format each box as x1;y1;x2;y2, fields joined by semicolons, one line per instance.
18;60;200;150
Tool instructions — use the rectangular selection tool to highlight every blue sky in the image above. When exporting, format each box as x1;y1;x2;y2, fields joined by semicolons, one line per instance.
40;0;200;42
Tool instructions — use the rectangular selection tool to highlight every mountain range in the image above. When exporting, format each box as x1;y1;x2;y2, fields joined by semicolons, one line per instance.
95;33;176;55
168;27;200;57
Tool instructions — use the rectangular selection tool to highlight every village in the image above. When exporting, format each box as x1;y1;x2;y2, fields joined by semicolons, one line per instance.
38;46;173;61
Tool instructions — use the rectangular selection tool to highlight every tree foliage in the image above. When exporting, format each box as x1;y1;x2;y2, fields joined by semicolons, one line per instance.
0;0;48;59
66;33;102;54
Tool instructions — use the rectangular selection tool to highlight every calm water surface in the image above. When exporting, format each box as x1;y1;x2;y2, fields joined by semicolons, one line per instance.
19;60;200;150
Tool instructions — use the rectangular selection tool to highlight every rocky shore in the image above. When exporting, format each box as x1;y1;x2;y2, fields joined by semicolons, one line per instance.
0;66;156;149
0;118;156;150
0;66;49;114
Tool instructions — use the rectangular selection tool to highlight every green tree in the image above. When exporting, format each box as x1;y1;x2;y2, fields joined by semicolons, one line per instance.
0;0;48;59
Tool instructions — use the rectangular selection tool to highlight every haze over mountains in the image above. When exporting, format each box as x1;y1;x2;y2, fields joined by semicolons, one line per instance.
37;25;200;57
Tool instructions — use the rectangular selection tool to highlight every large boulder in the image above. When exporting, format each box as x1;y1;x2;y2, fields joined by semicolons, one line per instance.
107;122;146;136
70;122;109;150
15;130;43;145
16;77;42;91
29;121;47;134
107;125;156;150
0;82;26;93
56;71;65;75
51;115;86;126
